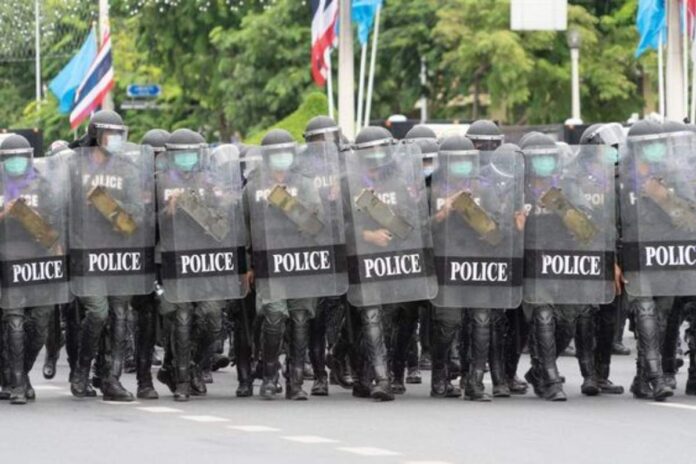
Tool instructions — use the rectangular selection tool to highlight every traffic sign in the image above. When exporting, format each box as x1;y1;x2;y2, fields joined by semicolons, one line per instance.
126;84;161;98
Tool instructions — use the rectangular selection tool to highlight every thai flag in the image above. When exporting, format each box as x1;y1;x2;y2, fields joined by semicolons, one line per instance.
69;26;115;130
310;0;338;87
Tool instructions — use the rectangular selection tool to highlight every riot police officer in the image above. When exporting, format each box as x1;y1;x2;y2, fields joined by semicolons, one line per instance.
69;110;156;402
0;134;70;404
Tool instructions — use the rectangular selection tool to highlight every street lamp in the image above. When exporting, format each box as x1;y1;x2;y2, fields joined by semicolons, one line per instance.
566;28;582;125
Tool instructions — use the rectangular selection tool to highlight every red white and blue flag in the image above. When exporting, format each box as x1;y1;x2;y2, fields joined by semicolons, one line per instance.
310;0;338;86
69;25;115;129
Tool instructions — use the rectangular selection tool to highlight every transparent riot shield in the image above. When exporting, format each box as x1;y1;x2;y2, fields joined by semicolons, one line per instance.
0;156;70;309
620;131;696;296
246;141;347;301
523;144;616;305
157;144;248;303
343;142;438;307
431;149;524;309
69;143;156;297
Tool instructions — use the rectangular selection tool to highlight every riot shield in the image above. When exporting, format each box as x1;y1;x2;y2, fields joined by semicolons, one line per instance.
69;143;156;297
431;149;524;309
620;131;696;297
0;156;71;309
523;144;616;305
157;144;247;303
246;141;347;300
343;142;437;307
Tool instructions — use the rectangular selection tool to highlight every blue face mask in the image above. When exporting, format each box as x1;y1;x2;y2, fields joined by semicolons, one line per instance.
269;152;294;171
4;156;29;177
105;134;124;153
642;143;666;163
449;160;473;177
531;155;556;177
173;152;199;171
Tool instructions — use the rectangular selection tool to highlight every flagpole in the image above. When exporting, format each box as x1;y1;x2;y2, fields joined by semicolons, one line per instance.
99;0;114;112
34;0;41;112
356;44;367;130
659;32;666;119
364;5;381;128
327;50;335;120
338;0;355;139
692;33;696;122
683;0;689;118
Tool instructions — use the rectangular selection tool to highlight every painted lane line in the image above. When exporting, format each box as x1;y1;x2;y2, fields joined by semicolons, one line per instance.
403;461;455;464
101;400;141;405
337;447;402;456
180;415;230;423
228;425;281;433
137;406;184;413
651;402;696;411
281;435;339;444
32;385;64;391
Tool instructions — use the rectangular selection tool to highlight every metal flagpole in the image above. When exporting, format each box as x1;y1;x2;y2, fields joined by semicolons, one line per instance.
659;32;666;119
356;44;367;130
99;0;114;111
684;0;689;118
34;0;41;111
327;50;335;120
363;5;381;128
338;0;355;139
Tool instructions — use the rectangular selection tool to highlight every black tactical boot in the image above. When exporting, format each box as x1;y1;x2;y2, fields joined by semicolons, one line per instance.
430;320;460;398
7;315;27;405
103;301;134;402
361;308;393;402
533;306;566;401
328;329;354;389
391;362;406;395
259;313;284;400
173;382;190;402
575;314;600;396
309;313;328;396
190;366;207;396
406;365;422;384
286;311;309;401
630;359;653;399
645;358;673;402
234;320;254;398
686;365;696;395
596;363;624;394
465;310;491;401
136;360;159;400
102;378;135;402
490;313;510;398
464;369;491;402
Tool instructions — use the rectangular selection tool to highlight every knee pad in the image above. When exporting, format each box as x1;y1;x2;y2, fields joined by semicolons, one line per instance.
290;310;310;326
263;310;286;334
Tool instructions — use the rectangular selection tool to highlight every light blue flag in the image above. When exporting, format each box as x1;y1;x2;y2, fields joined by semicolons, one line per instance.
635;0;666;57
49;29;98;114
352;0;383;46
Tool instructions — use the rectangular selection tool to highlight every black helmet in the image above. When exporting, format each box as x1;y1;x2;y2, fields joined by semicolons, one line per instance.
0;134;33;177
165;128;205;173
304;116;341;144
662;119;688;134
581;123;625;147
439;134;478;177
87;110;127;150
627;120;662;140
354;126;393;149
518;131;544;149
404;125;438;158
141;129;170;154
579;124;603;145
466;119;503;150
261;128;295;147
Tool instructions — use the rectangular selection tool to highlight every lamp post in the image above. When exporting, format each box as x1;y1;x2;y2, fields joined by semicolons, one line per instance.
567;28;582;124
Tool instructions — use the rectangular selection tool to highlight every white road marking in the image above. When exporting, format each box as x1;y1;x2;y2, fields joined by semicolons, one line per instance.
281;435;339;444
32;385;64;391
137;406;183;413
651;402;696;411
403;461;455;464
180;415;229;423
101;400;141;405
227;425;281;433
337;447;402;456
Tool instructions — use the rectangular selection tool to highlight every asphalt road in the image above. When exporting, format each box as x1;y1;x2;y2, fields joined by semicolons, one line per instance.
1;335;694;464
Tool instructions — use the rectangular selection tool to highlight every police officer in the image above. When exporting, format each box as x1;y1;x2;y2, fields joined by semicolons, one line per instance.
573;123;625;395
0;134;69;404
155;129;227;401
303;115;344;396
465;120;516;397
617;120;673;401
69;110;154;402
245;129;330;400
